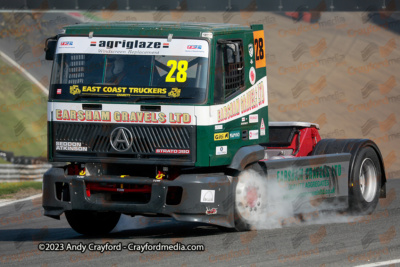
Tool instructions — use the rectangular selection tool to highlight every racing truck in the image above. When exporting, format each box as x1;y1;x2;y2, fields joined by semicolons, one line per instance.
43;22;386;234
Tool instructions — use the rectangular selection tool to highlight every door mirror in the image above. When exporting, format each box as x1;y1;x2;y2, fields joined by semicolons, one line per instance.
224;43;240;64
45;39;57;61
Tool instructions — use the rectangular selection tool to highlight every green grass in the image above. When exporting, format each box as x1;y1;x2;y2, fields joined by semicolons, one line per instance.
0;57;47;159
0;181;42;198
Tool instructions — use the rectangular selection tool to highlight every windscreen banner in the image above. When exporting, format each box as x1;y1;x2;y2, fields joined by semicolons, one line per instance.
56;37;209;57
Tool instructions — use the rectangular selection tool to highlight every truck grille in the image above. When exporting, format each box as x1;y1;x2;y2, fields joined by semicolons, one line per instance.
52;122;195;163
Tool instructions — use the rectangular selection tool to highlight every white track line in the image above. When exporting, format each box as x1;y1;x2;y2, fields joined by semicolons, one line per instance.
0;51;48;95
355;259;400;267
0;193;42;208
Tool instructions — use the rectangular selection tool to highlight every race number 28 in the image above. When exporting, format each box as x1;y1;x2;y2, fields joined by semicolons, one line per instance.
254;38;264;60
253;30;266;69
166;60;188;82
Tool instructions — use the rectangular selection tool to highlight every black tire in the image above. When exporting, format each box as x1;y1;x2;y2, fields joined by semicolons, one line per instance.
233;163;266;231
349;147;381;215
65;210;121;236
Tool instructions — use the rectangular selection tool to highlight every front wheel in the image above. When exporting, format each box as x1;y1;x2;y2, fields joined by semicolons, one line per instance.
349;147;381;215
234;164;266;231
65;210;121;236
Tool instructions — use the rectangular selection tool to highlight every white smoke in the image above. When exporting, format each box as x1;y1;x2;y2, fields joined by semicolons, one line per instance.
237;169;351;230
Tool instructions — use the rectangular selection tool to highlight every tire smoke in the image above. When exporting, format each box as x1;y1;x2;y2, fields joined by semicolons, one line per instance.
237;169;350;230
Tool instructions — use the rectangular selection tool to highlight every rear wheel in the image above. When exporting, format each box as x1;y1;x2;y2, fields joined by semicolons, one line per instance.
349;147;381;215
234;164;266;231
65;210;121;236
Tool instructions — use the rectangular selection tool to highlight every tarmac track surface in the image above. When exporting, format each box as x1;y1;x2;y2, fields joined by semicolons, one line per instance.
0;179;399;267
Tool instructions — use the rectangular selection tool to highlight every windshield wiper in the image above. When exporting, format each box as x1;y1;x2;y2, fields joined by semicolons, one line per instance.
73;94;196;102
132;96;195;103
73;94;130;101
132;96;165;103
93;83;118;86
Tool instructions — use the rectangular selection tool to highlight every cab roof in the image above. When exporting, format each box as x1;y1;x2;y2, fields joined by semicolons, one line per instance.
63;21;252;37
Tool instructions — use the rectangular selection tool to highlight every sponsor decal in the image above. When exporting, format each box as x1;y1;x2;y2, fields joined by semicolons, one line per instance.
248;43;254;57
70;85;81;95
206;207;218;215
249;114;258;123
249;130;259;140
56;88;62;95
249;66;256;85
168;87;181;98
97;40;162;49
274;163;346;195
69;84;173;97
55;109;192;124
61;41;73;46
229;130;241;140
214;132;229;141
187;45;202;49
216;146;227;155
260;118;266;136
217;79;265;123
201;190;215;203
215;125;223;130
56;37;209;58
55;141;88;151
155;149;190;154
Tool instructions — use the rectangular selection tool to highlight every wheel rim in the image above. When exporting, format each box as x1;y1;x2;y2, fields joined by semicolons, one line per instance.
359;158;377;202
235;170;263;223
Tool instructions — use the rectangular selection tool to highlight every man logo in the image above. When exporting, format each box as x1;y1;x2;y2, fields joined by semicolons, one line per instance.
110;127;133;152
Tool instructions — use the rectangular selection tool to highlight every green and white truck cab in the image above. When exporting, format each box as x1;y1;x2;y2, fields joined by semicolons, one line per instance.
43;22;386;234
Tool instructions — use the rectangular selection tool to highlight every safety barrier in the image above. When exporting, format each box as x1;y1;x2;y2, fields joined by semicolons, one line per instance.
0;164;51;182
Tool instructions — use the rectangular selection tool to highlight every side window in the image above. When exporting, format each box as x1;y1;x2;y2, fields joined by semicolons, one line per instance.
223;40;244;100
214;44;224;104
214;39;245;104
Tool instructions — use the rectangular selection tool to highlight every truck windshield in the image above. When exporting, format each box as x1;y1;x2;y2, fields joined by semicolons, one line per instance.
49;37;209;104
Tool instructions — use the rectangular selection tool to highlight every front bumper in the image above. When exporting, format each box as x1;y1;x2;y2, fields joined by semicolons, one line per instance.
43;167;235;228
